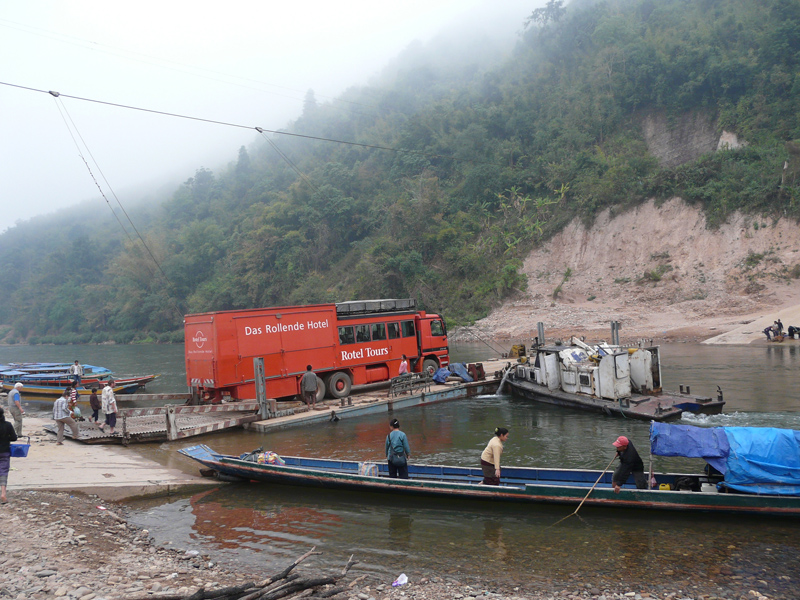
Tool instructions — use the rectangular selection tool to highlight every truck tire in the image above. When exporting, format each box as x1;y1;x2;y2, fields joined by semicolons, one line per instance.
326;372;352;399
315;378;326;403
422;358;439;377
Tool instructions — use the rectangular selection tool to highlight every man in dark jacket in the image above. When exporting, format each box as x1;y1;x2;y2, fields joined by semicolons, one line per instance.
611;436;648;492
300;365;318;409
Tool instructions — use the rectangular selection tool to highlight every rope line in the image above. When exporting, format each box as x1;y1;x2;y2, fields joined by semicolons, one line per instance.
2;80;513;170
51;95;186;318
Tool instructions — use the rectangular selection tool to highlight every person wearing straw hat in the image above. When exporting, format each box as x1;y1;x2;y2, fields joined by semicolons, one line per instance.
7;382;24;436
611;435;647;493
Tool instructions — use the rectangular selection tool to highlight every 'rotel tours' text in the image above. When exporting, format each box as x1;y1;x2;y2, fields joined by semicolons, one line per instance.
341;347;390;361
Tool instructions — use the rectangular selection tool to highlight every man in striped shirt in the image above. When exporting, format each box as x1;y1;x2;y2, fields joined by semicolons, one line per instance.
53;389;79;445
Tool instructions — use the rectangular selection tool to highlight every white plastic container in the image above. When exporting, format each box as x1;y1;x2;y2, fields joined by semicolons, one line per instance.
700;483;717;493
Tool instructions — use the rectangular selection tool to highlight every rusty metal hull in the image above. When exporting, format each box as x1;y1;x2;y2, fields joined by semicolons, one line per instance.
505;376;724;421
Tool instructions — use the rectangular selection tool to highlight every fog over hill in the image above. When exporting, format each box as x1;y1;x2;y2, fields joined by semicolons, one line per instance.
1;0;798;344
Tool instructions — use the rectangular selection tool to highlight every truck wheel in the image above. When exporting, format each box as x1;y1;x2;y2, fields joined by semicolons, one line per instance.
315;378;326;403
422;358;439;377
326;372;352;399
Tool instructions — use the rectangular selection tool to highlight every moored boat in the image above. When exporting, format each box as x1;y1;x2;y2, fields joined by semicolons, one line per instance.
179;423;800;518
1;374;157;397
503;336;725;421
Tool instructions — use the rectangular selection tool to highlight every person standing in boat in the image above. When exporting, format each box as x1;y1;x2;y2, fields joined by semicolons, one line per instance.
480;427;509;485
70;360;84;386
6;382;24;436
611;436;647;492
385;418;411;479
300;365;318;409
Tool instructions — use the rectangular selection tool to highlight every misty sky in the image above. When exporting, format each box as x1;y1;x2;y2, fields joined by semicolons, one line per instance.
0;0;537;232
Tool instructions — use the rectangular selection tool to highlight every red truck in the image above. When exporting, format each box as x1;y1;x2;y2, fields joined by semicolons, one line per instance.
184;298;448;402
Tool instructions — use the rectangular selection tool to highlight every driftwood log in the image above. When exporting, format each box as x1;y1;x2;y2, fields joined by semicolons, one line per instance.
120;547;358;600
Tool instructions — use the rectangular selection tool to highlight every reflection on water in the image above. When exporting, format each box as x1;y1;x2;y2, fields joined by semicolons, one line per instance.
130;481;800;590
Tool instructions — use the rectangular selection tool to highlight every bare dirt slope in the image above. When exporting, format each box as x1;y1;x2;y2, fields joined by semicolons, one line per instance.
457;198;800;345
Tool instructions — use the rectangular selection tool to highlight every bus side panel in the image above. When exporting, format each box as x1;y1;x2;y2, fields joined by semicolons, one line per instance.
185;319;217;387
232;307;338;396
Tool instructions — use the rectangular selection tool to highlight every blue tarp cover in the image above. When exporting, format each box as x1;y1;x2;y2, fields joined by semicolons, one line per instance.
650;423;800;496
432;368;450;384
448;363;473;383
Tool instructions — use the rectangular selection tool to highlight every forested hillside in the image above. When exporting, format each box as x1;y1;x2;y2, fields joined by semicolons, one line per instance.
1;0;799;344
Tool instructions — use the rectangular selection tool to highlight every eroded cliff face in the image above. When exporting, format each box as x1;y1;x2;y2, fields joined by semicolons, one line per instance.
460;198;800;342
640;110;746;168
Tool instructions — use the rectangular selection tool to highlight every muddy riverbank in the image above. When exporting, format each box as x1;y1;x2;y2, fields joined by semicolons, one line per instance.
0;490;775;600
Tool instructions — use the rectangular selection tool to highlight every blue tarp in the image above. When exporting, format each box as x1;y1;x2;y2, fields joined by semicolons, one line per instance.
432;364;474;384
448;363;473;383
432;368;450;384
650;422;800;496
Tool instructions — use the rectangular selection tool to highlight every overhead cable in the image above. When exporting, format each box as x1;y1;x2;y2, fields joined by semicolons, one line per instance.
1;80;511;170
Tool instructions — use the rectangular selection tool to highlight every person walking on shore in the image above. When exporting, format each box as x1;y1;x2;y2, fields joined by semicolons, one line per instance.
53;389;79;445
100;381;118;434
300;365;318;409
89;387;101;425
0;407;18;503
480;427;509;485
7;382;24;436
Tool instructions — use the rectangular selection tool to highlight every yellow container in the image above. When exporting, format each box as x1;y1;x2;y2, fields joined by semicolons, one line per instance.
659;483;672;491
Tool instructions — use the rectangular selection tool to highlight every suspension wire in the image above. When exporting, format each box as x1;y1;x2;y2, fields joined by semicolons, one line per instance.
466;328;508;357
51;93;187;319
258;129;322;196
0;81;513;171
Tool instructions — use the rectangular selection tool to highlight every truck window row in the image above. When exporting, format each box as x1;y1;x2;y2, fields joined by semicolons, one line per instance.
338;320;416;345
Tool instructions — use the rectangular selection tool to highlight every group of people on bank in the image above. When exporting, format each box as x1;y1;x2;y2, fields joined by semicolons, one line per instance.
762;318;800;340
384;420;644;492
52;380;118;443
3;376;119;445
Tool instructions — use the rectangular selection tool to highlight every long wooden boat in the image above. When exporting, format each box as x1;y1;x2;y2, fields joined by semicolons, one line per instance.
0;362;113;386
179;441;800;518
1;375;157;397
503;337;725;421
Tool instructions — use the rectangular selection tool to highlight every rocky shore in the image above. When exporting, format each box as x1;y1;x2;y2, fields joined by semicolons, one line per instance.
0;490;776;600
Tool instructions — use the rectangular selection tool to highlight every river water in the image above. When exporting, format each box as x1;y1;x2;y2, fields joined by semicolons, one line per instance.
4;341;800;591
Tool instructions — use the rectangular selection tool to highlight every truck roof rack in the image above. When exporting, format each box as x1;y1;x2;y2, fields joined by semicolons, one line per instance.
335;298;416;316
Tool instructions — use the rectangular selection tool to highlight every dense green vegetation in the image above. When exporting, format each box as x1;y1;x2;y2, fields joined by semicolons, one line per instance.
1;0;799;343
